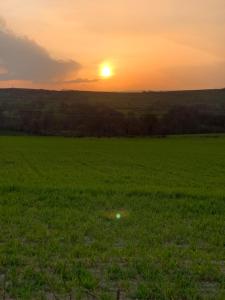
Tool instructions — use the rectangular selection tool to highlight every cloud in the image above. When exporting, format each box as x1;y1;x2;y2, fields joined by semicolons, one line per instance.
0;17;6;28
62;78;99;84
0;19;80;82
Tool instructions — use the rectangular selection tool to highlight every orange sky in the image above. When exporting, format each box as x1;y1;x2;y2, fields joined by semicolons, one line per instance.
0;0;225;91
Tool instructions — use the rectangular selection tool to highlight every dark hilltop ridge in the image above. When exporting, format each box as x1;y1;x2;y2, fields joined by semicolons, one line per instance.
0;88;225;136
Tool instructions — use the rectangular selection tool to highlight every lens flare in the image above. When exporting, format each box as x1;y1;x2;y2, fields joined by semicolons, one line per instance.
101;209;129;221
116;213;121;219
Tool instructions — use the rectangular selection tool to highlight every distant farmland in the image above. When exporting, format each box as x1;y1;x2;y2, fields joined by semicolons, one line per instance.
0;88;225;136
1;88;225;115
0;135;225;299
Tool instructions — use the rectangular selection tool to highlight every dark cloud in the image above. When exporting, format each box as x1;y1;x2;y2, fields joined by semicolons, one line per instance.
0;19;80;82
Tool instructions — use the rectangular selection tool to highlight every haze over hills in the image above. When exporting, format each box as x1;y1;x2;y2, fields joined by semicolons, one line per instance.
0;88;225;136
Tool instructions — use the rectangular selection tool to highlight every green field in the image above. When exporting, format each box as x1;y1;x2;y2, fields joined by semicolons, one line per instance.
0;136;225;299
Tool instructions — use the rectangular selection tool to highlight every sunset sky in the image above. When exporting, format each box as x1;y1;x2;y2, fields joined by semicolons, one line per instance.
0;0;225;91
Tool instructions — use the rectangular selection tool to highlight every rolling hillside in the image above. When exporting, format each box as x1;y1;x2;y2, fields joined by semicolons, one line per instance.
0;88;225;115
0;88;225;136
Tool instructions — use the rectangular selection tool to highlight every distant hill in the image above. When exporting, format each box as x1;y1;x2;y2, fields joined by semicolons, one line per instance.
1;88;225;114
0;88;225;136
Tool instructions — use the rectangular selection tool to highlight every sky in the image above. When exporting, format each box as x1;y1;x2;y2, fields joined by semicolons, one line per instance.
0;0;225;91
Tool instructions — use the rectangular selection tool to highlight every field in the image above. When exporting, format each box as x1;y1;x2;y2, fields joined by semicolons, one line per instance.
0;135;225;299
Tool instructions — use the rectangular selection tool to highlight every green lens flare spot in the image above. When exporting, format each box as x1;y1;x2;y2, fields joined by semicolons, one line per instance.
116;213;121;219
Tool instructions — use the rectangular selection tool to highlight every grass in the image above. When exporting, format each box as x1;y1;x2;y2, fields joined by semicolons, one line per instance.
0;135;225;299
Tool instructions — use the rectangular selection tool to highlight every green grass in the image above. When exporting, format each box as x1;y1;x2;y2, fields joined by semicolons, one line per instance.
0;136;225;299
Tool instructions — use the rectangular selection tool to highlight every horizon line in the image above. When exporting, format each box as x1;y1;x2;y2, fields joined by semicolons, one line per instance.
0;86;225;94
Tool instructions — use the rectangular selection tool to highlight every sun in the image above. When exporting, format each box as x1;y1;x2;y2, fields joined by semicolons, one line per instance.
100;64;113;78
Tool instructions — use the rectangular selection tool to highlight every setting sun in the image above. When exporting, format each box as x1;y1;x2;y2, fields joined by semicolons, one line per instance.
100;64;113;78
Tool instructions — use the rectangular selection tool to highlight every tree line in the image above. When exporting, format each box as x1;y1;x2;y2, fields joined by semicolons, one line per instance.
0;101;224;136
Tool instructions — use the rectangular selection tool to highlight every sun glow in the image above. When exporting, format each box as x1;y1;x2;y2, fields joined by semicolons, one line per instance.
100;63;113;78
